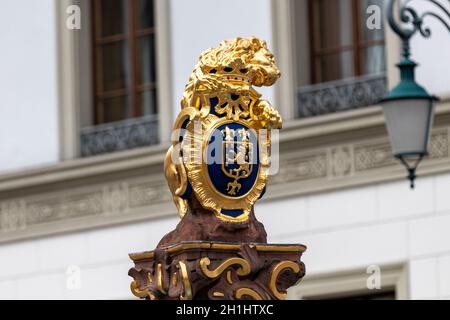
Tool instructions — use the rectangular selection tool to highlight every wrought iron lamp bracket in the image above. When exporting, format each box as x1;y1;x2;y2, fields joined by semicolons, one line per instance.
383;0;449;189
387;0;450;59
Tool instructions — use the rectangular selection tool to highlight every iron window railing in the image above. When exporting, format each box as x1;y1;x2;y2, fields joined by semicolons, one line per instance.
80;115;159;157
297;73;387;118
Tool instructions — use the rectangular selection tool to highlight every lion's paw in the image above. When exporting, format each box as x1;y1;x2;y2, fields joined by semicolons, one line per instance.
254;100;282;129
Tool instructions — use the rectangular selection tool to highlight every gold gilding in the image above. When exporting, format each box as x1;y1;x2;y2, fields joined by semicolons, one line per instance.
178;261;193;300
226;271;233;284
172;271;178;287
183;116;268;221
212;291;225;297
164;37;282;221
130;280;157;300
156;263;167;295
130;242;306;261
235;288;264;300
199;257;251;278
269;261;301;300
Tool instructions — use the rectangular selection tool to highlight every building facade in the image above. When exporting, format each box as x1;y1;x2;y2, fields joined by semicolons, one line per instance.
0;0;450;299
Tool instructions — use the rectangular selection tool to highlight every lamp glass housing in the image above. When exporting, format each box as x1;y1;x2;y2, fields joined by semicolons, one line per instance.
382;97;435;158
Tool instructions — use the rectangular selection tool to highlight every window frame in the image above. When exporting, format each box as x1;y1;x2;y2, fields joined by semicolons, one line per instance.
308;0;386;84
57;0;173;160
91;0;158;124
272;0;398;122
288;264;409;300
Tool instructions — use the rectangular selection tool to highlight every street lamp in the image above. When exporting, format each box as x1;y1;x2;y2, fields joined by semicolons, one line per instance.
381;0;450;188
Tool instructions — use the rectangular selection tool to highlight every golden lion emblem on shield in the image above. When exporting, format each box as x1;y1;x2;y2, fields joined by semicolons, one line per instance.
165;37;282;218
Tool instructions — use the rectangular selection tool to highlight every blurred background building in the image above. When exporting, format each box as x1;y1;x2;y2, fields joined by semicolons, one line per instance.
0;0;450;299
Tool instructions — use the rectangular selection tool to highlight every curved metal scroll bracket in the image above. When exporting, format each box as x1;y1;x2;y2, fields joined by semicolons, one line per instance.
387;0;450;58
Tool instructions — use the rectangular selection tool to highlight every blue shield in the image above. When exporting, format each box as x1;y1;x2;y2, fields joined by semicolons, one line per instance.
206;123;259;198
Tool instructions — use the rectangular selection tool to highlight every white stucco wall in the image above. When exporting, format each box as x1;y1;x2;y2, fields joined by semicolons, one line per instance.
0;0;276;174
1;173;450;299
169;0;274;122
1;0;450;300
258;174;450;300
0;0;59;174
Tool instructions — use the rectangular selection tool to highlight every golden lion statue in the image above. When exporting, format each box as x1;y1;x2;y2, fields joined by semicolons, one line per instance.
164;37;282;217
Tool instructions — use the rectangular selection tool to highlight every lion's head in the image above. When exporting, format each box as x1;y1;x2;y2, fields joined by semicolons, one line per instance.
182;37;280;109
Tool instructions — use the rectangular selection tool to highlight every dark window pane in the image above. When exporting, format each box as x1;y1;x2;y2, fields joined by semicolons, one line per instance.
314;0;353;50
310;289;396;300
93;0;158;126
137;35;156;85
360;45;386;75
138;90;157;115
101;41;130;91
359;0;385;42
138;0;155;29
100;0;128;37
317;51;354;82
102;96;131;123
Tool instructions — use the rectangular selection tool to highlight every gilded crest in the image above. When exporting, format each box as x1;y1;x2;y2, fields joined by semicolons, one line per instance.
164;37;282;222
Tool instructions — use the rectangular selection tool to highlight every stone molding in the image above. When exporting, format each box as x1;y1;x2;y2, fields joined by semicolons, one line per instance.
1;101;450;243
288;264;408;300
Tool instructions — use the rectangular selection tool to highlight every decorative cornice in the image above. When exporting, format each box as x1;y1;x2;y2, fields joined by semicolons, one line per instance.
0;177;173;242
1;100;450;243
0;143;169;193
275;128;448;183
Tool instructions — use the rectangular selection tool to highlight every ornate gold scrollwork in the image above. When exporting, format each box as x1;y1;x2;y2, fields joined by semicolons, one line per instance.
147;272;153;283
164;107;200;218
199;257;251;278
130;280;157;300
226;270;233;284
269;261;301;300
177;261;193;300
235;288;264;300
156;263;167;294
172;271;178;286
212;291;225;297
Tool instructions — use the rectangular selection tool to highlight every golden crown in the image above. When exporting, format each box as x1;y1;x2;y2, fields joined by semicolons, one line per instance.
204;63;251;85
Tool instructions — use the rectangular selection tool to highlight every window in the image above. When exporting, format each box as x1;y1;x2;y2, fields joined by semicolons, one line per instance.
309;0;386;84
307;288;396;300
287;265;408;300
92;0;157;124
78;0;160;157
292;0;388;118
